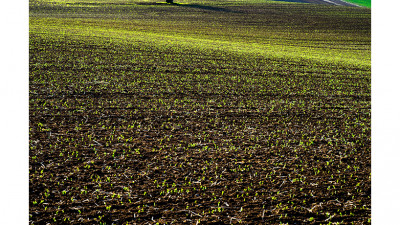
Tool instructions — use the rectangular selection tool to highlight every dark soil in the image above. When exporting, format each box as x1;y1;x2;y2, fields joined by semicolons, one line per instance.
29;1;370;224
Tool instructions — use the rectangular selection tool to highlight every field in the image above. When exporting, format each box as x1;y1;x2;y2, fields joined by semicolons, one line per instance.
29;0;371;224
341;0;371;8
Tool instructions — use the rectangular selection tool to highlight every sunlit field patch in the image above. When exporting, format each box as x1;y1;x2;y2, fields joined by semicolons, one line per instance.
343;0;371;8
30;0;370;224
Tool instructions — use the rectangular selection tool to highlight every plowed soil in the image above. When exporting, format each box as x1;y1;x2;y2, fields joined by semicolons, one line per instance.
29;1;370;224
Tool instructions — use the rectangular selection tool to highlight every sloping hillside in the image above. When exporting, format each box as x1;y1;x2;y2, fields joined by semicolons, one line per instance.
29;0;370;224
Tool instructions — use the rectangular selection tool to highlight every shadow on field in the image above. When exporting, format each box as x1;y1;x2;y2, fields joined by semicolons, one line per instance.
271;0;311;3
135;2;241;12
170;3;236;12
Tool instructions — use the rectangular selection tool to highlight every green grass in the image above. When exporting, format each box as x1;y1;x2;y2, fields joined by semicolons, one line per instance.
344;0;371;8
